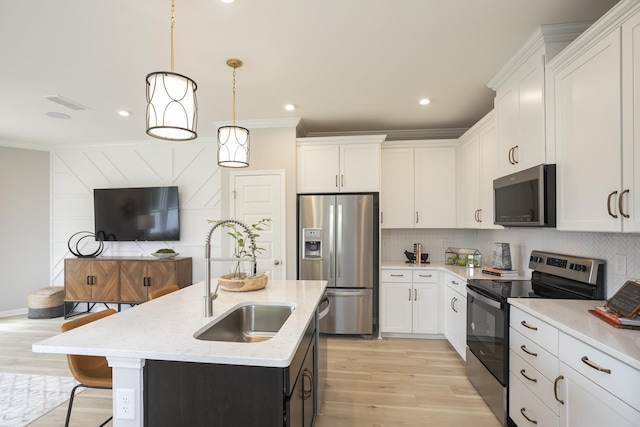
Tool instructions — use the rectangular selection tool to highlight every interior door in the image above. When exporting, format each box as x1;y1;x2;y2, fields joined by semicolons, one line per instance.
230;171;285;280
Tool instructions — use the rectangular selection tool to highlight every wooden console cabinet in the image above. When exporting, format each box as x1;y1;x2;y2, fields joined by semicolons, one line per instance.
64;257;192;306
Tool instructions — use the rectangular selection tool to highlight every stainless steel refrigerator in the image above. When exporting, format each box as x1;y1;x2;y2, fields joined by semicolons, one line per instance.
297;193;378;335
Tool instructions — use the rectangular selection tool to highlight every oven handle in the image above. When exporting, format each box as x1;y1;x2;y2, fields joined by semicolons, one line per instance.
467;287;502;310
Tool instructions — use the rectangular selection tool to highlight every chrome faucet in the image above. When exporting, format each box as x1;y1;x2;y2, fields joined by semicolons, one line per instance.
204;219;257;317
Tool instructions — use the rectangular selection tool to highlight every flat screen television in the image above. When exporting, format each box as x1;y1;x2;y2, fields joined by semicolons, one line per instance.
94;186;180;241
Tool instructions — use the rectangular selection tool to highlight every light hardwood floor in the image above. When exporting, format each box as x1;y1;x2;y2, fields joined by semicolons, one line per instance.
0;315;500;426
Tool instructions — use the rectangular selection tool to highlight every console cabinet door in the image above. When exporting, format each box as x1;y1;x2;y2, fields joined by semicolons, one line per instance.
90;260;120;302
64;259;119;302
64;259;93;301
119;260;148;303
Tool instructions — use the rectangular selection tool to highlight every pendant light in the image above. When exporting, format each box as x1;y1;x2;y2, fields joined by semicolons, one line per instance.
146;0;198;141
218;58;250;168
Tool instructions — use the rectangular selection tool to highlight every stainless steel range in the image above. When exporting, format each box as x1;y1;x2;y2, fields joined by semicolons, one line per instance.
465;250;605;426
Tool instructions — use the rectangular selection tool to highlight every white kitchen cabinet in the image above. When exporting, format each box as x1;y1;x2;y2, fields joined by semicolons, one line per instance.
381;141;457;228
456;111;501;229
380;269;441;335
489;23;590;177
443;273;466;360
296;135;383;193
550;3;640;232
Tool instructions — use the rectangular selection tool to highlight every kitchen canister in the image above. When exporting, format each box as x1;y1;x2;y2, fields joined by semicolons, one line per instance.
492;243;512;270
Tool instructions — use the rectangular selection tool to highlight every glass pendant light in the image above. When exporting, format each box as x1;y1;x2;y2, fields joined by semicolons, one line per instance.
218;59;250;168
146;0;198;141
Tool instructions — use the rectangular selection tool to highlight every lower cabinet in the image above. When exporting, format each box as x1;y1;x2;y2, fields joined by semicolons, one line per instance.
443;274;466;360
145;319;317;427
64;258;120;302
119;258;192;303
380;269;441;335
509;305;640;427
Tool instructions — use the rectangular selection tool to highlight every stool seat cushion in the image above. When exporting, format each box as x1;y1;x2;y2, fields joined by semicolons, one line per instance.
28;286;65;318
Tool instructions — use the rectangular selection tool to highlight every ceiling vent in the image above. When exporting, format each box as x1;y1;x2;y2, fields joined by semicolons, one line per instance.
43;95;90;111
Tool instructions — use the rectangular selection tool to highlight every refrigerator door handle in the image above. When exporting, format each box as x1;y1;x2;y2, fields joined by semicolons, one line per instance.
326;289;371;297
318;295;331;319
337;203;342;279
329;204;335;278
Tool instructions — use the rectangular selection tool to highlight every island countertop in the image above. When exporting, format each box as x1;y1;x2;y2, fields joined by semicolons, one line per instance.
33;279;327;368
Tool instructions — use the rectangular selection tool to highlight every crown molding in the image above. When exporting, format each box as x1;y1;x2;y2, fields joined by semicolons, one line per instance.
304;128;467;141
212;117;302;130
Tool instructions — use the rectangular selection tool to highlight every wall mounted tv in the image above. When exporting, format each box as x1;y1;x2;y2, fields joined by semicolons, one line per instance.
94;186;180;242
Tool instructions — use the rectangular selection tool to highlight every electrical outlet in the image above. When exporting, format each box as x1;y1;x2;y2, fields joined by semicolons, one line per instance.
116;388;135;420
615;254;627;276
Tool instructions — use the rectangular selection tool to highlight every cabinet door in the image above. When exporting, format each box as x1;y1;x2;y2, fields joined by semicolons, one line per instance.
412;282;441;334
64;259;93;301
340;143;380;192
478;119;501;229
456;134;481;228
380;282;412;333
443;285;458;349
148;261;178;294
91;260;120;302
297;144;340;193
555;29;622;231
414;147;456;228
381;148;415;228
120;260;147;303
496;86;520;174
622;12;640;232
560;362;640;427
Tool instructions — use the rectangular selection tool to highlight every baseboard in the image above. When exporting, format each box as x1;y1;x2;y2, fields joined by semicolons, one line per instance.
0;308;28;318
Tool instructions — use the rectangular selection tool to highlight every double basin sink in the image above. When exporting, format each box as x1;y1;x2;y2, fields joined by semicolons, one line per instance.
194;303;295;343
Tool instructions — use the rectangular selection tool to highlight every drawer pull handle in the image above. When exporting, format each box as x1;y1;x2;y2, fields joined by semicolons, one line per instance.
408;289;412;301
554;375;565;404
581;356;611;374
520;369;537;383
390;274;404;277
520;408;538;425
451;280;459;285
520;345;538;357
521;320;538;331
419;274;432;278
414;289;417;301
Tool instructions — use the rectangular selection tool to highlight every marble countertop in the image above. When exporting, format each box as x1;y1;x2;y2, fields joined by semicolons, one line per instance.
33;280;327;368
509;298;640;370
381;261;531;281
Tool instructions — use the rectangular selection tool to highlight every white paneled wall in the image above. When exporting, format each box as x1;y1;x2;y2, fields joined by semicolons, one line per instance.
51;140;222;285
382;228;640;298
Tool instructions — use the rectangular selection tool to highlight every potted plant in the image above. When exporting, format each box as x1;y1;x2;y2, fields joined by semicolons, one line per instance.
208;218;272;279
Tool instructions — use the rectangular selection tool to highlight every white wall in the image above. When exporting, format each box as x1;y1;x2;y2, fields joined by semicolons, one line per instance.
0;146;50;314
382;228;640;298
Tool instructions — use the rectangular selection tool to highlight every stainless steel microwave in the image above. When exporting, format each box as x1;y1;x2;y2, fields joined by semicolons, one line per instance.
493;164;556;227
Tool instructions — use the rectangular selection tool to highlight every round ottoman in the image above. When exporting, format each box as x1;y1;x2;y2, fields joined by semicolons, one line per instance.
27;286;65;319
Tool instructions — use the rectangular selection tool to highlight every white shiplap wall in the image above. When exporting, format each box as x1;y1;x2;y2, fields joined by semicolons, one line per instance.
50;139;222;286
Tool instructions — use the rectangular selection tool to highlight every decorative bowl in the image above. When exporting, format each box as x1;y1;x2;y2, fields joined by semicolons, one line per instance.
152;252;178;259
218;273;268;292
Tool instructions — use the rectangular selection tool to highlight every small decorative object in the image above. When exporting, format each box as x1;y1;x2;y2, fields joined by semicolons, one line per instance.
152;248;178;258
445;247;481;268
404;250;429;264
492;243;512;270
67;231;104;258
218;272;268;292
207;217;271;280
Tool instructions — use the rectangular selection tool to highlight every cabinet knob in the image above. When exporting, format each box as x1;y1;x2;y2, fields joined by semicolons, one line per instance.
274;260;281;265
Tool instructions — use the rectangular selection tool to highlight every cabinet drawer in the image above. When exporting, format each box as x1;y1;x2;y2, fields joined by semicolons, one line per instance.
445;275;465;296
510;373;559;427
510;307;558;356
412;270;439;283
381;269;411;282
510;328;558;382
559;332;640;410
510;349;560;415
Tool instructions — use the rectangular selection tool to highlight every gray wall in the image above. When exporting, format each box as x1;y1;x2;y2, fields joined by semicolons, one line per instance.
0;146;50;314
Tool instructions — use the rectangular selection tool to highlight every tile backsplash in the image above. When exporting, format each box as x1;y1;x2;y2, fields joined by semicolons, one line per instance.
382;228;640;298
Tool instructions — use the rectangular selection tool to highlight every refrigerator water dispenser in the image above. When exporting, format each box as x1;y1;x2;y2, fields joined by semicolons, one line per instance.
303;228;322;259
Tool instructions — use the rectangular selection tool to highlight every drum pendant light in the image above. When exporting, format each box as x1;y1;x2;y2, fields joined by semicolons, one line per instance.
146;0;198;141
218;59;250;168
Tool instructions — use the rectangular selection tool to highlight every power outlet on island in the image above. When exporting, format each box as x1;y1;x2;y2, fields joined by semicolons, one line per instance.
116;388;136;420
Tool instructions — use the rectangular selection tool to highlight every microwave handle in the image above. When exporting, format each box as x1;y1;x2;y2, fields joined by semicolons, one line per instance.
467;286;502;310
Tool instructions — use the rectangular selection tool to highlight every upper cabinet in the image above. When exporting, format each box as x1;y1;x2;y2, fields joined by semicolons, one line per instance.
456;111;502;229
296;135;384;193
488;22;593;177
548;0;640;232
381;140;457;228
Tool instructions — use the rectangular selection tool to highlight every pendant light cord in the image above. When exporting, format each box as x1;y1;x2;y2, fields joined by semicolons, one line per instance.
170;0;175;72
232;66;237;126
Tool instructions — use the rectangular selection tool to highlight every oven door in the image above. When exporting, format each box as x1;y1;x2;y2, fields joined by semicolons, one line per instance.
466;285;508;386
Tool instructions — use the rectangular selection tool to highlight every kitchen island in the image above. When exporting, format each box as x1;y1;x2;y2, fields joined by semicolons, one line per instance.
33;279;327;427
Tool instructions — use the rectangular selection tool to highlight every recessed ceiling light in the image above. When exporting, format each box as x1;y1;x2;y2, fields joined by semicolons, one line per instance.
220;0;235;3
46;112;71;120
118;110;132;117
419;98;431;106
284;104;296;111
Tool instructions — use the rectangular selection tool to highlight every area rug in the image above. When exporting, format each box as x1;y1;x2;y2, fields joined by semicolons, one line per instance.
0;373;79;427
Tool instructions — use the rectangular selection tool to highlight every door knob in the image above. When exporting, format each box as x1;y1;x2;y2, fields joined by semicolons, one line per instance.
274;260;281;265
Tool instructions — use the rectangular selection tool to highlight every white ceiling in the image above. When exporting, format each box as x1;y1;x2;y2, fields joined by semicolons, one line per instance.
0;0;620;148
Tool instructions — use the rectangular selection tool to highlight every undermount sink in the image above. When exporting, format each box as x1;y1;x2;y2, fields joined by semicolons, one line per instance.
194;303;295;343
